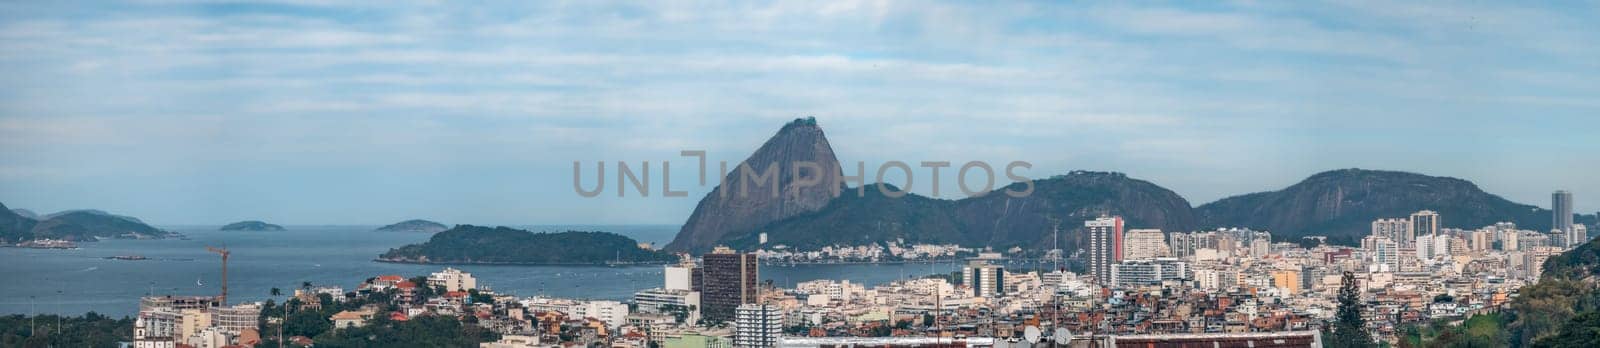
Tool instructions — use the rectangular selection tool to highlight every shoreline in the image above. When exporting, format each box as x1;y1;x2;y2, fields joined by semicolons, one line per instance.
372;258;672;267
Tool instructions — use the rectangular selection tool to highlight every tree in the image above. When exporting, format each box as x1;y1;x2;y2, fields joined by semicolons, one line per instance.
271;287;282;297
1325;271;1374;348
301;281;313;290
1535;311;1600;348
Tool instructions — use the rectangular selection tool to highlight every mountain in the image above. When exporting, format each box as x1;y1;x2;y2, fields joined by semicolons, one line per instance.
219;220;285;231
375;219;449;233
1504;237;1600;346
665;117;844;253
953;171;1197;249
31;211;169;240
11;208;38;219
0;202;39;243
41;209;146;224
722;183;964;250
379;225;675;265
717;171;1197;253
1196;169;1549;245
0;202;171;243
2;202;169;243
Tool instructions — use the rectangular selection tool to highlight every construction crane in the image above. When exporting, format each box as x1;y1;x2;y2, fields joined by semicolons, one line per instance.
207;246;230;305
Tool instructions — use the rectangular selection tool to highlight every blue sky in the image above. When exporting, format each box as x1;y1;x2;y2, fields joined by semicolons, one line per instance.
1;1;1596;225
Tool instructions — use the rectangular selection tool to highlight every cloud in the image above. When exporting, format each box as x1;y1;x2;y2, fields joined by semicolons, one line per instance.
0;1;1597;222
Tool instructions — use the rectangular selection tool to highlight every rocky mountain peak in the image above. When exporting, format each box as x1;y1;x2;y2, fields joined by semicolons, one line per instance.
664;117;844;253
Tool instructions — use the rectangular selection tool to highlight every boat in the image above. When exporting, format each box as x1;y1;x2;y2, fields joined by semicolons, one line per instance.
105;255;149;261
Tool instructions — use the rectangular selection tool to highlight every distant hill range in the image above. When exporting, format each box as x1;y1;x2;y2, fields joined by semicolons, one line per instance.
1196;168;1557;245
378;225;674;265
664;119;1594;253
219;220;285;231
375;219;448;233
0;202;174;244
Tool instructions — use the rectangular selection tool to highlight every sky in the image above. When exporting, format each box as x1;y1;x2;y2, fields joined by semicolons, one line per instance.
0;1;1597;226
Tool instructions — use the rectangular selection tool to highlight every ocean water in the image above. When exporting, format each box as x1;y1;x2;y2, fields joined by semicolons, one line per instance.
0;225;955;317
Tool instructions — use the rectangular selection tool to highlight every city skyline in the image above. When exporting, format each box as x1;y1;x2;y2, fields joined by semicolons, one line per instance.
1;1;1599;225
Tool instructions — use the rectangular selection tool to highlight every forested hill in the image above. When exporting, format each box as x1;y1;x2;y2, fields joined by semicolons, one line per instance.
379;225;675;265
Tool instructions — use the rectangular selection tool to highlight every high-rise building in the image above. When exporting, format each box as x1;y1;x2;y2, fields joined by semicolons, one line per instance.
1169;232;1196;258
1362;235;1400;271
1372;218;1409;240
1553;190;1574;237
664;263;696;291
427;267;477;292
1270;270;1302;295
1420;233;1446;261
211;303;261;335
633;288;700;324
1571;224;1588;248
1409;210;1440;246
733;304;782;348
1470;230;1493;251
1249;238;1271;258
134;309;180;348
701;246;759;323
1086;216;1124;285
962;259;1006;298
1108;258;1189;287
1123;229;1170;260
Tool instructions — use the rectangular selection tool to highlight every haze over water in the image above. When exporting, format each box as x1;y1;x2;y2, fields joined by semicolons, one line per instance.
0;225;957;317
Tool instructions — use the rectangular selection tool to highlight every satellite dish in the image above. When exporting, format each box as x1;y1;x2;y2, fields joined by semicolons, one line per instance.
1024;326;1041;344
1054;328;1073;345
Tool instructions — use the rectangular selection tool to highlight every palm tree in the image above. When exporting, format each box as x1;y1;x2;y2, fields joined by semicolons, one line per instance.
301;281;312;290
270;287;282;297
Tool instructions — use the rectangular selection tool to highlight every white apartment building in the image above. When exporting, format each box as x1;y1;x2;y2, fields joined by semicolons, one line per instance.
664;265;695;291
1109;258;1189;287
211;303;261;335
573;300;630;328
1363;235;1400;271
134;309;180;348
634;288;700;324
733;304;782;348
428;267;478;292
1123;229;1170;260
795;279;863;302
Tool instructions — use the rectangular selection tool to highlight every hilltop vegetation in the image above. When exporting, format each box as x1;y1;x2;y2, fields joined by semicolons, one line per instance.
379;225;674;265
375;219;448;233
219;220;285;231
0;201;173;243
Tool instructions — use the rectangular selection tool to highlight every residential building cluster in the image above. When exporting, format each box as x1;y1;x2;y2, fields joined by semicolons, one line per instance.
127;192;1593;348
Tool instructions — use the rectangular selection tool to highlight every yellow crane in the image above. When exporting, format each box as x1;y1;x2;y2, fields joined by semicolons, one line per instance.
207;246;230;305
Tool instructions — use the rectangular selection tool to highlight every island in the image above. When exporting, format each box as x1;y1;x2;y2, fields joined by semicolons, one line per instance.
2;201;175;245
219;220;285;231
375;219;448;233
377;225;674;265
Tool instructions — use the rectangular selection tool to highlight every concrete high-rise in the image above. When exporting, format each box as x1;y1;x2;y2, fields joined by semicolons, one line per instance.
1371;218;1409;240
1409;210;1439;247
1086;216;1124;285
962;260;1006;298
1553;190;1574;238
1123;229;1170;260
732;304;782;348
700;246;758;324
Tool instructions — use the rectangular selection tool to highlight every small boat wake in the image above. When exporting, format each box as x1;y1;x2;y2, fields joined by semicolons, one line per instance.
79;266;99;272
